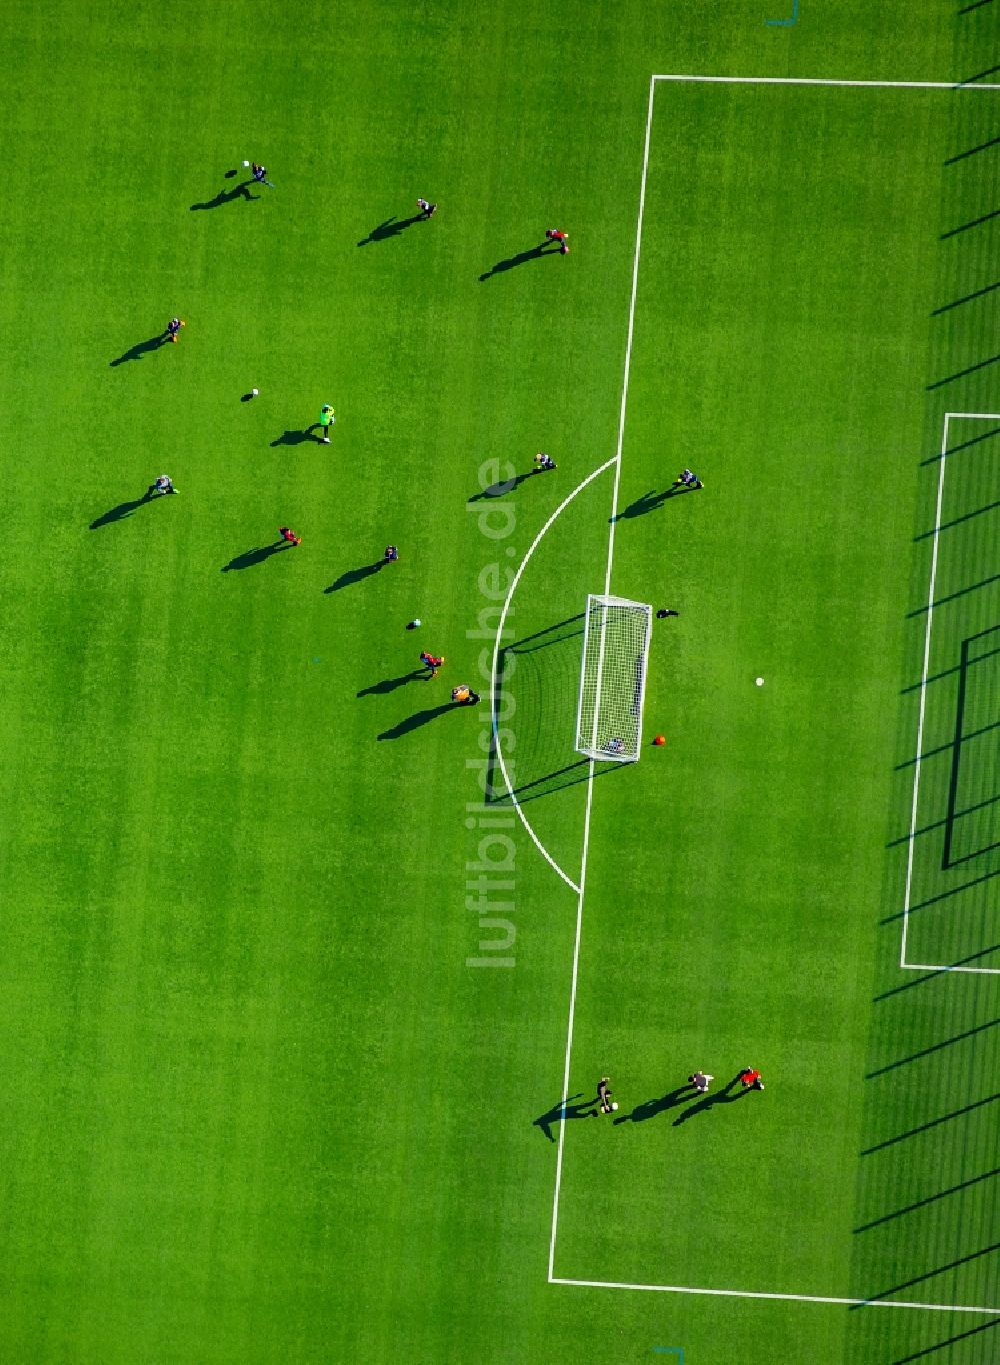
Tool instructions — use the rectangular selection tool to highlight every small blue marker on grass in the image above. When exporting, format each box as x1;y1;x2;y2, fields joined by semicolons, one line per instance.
766;0;798;23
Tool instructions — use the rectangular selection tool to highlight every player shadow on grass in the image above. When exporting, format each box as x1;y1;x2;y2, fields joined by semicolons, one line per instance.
221;543;292;572
325;561;388;592
467;471;536;501
357;214;424;245
89;493;154;528
109;332;171;366
479;241;561;281
377;702;456;741
190;181;260;211
612;486;690;521
671;1074;749;1126
533;1093;600;1142
271;428;325;448
357;670;425;697
613;1085;695;1126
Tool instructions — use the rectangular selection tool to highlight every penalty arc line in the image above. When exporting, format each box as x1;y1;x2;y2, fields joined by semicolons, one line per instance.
490;456;618;897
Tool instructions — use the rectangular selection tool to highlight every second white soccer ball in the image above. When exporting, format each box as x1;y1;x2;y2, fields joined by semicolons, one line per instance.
610;1102;619;1111
242;159;250;167
251;387;259;396
756;677;764;687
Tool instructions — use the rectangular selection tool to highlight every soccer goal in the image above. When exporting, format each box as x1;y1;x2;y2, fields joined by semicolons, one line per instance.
574;594;653;762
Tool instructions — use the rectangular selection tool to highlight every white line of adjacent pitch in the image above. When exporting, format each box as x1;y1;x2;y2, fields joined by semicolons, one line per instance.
901;411;1000;978
548;71;658;1285
552;1276;1000;1317
652;73;1000;91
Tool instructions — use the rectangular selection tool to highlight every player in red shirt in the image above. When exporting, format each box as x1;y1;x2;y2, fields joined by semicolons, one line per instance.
739;1068;764;1091
545;229;569;255
278;526;301;546
420;651;444;677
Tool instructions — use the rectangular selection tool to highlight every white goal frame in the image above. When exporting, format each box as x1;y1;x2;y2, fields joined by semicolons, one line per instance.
574;594;653;762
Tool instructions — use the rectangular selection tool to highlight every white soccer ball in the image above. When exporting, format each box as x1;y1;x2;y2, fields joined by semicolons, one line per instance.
251;387;259;396
756;677;764;687
242;159;250;167
610;1102;619;1111
413;618;421;627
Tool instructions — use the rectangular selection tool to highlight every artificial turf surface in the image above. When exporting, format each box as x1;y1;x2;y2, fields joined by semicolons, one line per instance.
1;1;1000;1362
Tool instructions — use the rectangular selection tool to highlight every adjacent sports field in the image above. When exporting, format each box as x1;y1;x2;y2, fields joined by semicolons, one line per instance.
1;2;999;1362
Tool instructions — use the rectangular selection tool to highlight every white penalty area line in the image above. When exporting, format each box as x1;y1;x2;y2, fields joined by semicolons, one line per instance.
552;1277;1000;1317
652;73;1000;91
901;411;1000;978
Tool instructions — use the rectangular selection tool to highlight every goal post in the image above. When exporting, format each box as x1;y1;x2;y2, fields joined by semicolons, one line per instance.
574;594;653;762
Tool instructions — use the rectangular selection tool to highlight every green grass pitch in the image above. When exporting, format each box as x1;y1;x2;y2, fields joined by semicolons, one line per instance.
2;2;1000;1362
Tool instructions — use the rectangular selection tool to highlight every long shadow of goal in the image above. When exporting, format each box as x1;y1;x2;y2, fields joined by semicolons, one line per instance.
487;615;593;805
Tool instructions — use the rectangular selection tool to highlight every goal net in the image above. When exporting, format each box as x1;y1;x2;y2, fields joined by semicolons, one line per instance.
574;594;653;762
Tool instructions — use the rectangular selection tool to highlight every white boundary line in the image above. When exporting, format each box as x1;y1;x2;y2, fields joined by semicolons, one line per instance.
652;73;1000;91
546;73;1000;1315
901;411;1000;977
546;72;658;1286
552;1277;1000;1316
490;456;617;895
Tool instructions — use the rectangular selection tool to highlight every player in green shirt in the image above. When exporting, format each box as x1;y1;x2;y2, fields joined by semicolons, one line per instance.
318;404;335;444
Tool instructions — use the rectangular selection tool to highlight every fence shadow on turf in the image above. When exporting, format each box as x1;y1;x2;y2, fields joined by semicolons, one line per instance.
853;1166;1000;1233
890;1318;1000;1364
943;132;1000;166
849;1240;1000;1310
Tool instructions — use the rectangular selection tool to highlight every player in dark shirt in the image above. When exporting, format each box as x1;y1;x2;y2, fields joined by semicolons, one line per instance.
597;1077;617;1114
383;545;399;562
417;198;437;218
533;452;557;472
673;468;703;490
